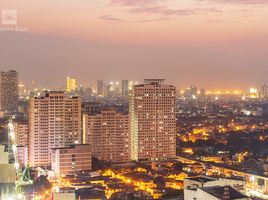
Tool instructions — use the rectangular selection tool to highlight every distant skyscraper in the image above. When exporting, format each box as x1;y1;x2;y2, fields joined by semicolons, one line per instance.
83;110;130;163
190;86;198;100
261;83;268;99
129;79;176;161
114;81;120;94
184;88;191;99
29;91;81;167
97;80;104;96
104;81;120;96
0;70;19;113
18;84;27;99
249;88;258;99
83;87;93;100
66;77;77;93
105;83;113;96
177;88;182;98
199;88;206;102
129;81;139;90
122;79;129;96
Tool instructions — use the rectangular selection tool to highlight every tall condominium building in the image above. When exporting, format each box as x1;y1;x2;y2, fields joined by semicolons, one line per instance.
83;110;130;163
129;79;176;161
29;91;81;167
97;80;104;96
0;70;19;113
122;79;129;97
66;77;77;93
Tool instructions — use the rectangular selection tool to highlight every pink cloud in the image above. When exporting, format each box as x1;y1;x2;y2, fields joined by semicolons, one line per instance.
99;15;124;22
136;17;170;22
107;0;265;23
110;0;161;6
129;6;194;16
110;0;195;16
208;0;268;4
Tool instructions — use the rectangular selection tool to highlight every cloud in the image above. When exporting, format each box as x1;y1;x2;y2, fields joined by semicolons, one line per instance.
108;0;263;23
99;15;124;22
110;0;162;6
135;17;170;23
111;0;268;6
110;0;223;17
128;6;194;16
205;0;268;4
110;0;195;16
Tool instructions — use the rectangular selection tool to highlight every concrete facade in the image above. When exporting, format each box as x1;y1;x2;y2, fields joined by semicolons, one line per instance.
129;79;176;161
51;144;92;177
29;91;81;167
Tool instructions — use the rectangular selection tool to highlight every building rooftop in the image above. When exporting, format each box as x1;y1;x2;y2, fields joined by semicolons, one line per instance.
186;176;217;183
33;91;79;99
200;186;248;199
144;79;165;85
76;186;106;199
51;144;90;150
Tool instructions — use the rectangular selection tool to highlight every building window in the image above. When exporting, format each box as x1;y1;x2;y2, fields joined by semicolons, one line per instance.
72;154;76;162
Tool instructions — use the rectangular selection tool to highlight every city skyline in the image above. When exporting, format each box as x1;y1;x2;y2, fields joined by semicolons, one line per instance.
2;1;268;199
0;0;268;88
17;76;267;94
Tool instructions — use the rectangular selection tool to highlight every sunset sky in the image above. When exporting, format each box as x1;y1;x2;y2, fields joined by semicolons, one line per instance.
0;0;268;89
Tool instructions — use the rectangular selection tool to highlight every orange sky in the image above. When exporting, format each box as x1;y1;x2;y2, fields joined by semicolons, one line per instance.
0;0;268;88
1;0;268;45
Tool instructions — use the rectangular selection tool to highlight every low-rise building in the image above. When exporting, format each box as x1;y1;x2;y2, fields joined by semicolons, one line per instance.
164;179;183;190
186;185;249;200
52;144;92;177
0;145;16;197
167;171;188;181
17;145;28;167
185;162;205;174
184;176;247;199
201;156;223;163
53;188;76;200
0;145;8;164
14;122;29;147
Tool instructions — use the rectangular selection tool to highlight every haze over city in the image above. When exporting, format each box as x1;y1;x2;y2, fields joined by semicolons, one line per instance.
2;1;268;200
1;0;268;89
